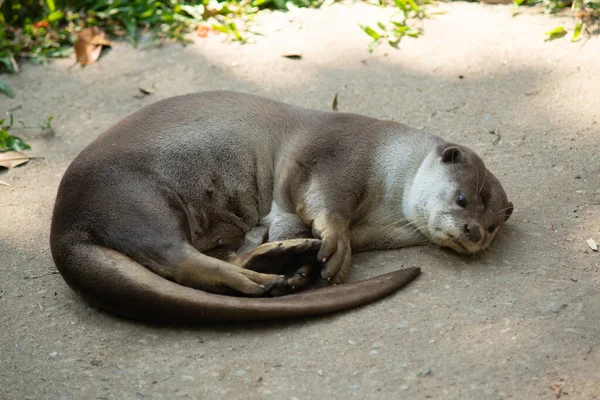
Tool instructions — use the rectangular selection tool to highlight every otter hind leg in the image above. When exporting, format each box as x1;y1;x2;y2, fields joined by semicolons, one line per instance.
171;244;287;296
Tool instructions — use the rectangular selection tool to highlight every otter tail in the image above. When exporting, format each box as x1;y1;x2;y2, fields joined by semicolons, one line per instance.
55;243;420;323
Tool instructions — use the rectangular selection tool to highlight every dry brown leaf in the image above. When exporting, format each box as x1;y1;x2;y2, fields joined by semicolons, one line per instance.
138;85;155;95
196;25;220;38
34;20;50;29
74;27;111;66
0;151;30;169
550;384;562;398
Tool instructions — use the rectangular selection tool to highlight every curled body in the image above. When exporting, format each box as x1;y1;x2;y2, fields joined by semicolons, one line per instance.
50;91;513;323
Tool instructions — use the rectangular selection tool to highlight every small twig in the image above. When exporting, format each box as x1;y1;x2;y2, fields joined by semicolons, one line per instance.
0;290;5;299
24;271;59;280
6;105;22;112
0;156;45;162
28;247;50;261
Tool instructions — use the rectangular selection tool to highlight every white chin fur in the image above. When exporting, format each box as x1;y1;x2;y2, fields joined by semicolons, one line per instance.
436;236;485;255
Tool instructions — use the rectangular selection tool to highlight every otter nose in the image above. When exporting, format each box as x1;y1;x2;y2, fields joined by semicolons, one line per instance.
463;223;482;243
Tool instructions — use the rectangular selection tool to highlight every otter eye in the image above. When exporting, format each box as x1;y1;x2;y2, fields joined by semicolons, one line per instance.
456;193;467;208
487;224;496;233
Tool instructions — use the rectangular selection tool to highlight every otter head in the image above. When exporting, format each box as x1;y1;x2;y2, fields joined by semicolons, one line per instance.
404;143;513;254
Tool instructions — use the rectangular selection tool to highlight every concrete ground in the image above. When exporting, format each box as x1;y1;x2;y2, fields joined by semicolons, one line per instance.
1;2;599;399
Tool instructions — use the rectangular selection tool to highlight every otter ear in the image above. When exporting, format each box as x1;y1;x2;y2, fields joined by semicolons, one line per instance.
504;201;514;222
439;146;464;164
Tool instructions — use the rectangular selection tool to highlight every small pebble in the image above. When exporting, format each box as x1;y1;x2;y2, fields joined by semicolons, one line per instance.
550;303;568;313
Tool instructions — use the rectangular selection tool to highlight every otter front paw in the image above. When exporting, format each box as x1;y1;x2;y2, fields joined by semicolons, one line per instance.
317;230;352;285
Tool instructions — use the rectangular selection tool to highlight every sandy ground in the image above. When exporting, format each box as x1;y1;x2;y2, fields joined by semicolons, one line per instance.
1;2;599;399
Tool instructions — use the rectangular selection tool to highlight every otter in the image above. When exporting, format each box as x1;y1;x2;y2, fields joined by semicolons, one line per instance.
50;91;513;323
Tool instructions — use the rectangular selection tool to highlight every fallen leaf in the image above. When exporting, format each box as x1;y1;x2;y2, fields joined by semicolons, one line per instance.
0;80;15;98
282;54;302;60
587;238;598;251
34;20;50;29
74;27;111;66
545;26;567;41
332;92;339;112
138;85;155;95
0;151;30;169
550;384;562;398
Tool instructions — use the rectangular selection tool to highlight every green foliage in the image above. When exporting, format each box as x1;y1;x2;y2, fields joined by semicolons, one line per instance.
1;0;597;72
515;0;600;41
0;115;32;153
0;0;331;73
0;80;16;98
359;0;428;52
544;24;568;40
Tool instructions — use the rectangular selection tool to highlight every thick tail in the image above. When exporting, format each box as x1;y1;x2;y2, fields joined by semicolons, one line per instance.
55;243;421;323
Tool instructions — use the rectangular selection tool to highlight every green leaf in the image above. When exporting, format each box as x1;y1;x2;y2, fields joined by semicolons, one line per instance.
46;0;56;12
47;11;64;22
544;25;567;41
0;80;15;98
389;38;401;48
0;57;17;73
407;0;420;12
227;22;243;41
47;47;73;58
252;0;272;6
360;25;381;40
571;20;583;42
1;135;31;152
274;0;287;9
139;7;155;19
211;24;230;34
368;38;382;53
405;27;422;37
391;22;409;31
393;0;408;9
180;4;205;20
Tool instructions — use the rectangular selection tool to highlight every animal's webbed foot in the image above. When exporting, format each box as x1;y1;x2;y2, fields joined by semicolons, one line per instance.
233;239;324;295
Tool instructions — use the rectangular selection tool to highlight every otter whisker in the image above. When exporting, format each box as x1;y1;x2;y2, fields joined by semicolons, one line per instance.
494;206;513;215
477;166;487;197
